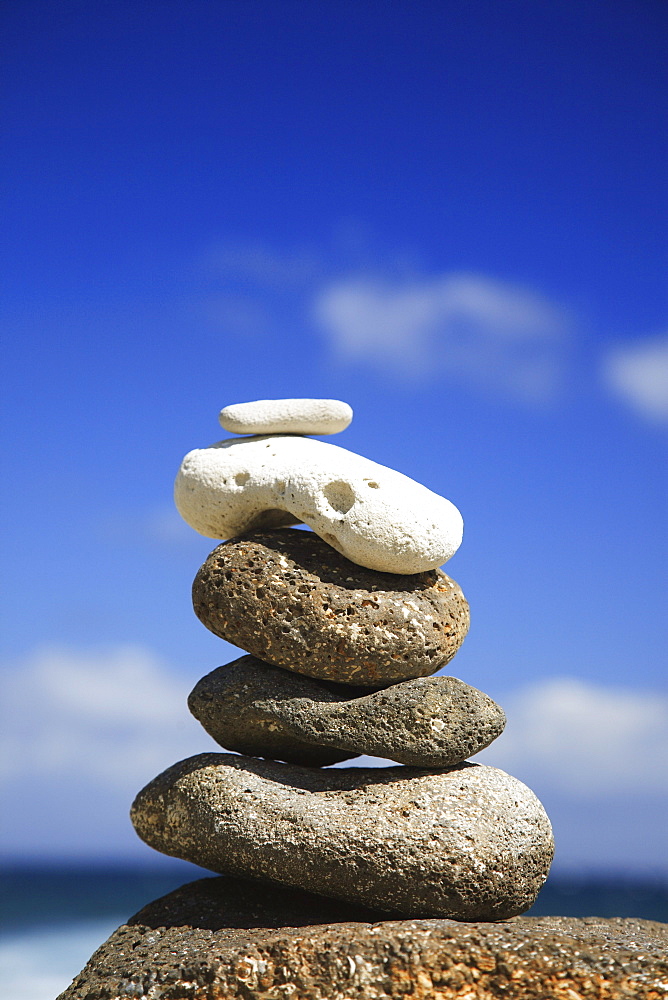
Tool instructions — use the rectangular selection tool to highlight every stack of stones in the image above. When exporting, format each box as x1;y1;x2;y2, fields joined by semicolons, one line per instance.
131;398;554;922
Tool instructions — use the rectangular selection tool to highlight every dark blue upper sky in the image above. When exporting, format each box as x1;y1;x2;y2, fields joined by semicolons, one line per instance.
3;0;666;313
1;0;666;866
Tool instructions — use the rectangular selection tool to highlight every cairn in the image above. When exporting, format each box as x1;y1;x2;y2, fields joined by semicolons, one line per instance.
131;398;554;921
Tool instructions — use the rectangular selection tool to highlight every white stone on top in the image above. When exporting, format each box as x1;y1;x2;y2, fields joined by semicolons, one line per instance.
219;398;353;436
175;433;463;575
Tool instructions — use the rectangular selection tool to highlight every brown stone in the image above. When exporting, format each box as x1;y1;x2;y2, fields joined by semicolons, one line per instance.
192;528;470;686
58;875;668;999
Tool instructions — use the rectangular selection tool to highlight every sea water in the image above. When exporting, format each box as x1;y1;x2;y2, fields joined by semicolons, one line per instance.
1;863;206;1000
0;918;123;1000
2;864;666;1000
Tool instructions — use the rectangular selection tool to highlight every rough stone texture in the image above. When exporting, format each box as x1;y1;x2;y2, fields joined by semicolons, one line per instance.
189;656;506;767
131;754;553;921
192;529;470;686
59;875;668;1000
137;874;387;929
219;398;353;436
174;433;463;574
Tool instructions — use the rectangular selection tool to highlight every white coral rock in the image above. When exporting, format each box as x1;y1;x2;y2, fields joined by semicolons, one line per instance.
220;398;353;436
174;435;463;574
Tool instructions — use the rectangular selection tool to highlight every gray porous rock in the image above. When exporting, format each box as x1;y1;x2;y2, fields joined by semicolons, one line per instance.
188;656;506;767
192;528;470;686
58;876;668;1000
130;754;553;921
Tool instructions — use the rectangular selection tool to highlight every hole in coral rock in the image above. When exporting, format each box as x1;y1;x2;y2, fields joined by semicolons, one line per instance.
322;480;355;514
235;472;250;486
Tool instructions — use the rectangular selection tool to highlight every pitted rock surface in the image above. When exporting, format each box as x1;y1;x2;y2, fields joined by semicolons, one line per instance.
58;876;668;1000
175;433;463;574
131;754;553;920
133;873;387;929
189;656;505;767
192;528;469;686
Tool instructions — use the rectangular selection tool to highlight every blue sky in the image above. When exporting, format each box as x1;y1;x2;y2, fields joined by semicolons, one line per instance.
1;0;666;872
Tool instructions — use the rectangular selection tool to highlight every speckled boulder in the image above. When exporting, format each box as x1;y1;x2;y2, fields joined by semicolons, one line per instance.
189;656;506;767
58;876;668;1000
60;877;668;1000
192;528;470;686
131;754;554;920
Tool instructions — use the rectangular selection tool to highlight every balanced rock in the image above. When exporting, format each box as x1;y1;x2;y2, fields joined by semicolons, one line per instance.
131;754;554;921
193;528;469;687
60;877;668;1000
59;876;668;1000
192;529;470;686
219;397;353;436
189;656;506;767
175;433;463;573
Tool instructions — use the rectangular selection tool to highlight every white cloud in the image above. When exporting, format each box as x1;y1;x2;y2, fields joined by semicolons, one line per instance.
314;272;571;401
96;504;201;549
473;677;668;797
8;652;663;801
602;333;668;421
2;654;667;867
0;645;215;790
205;242;322;287
202;293;270;338
143;504;198;546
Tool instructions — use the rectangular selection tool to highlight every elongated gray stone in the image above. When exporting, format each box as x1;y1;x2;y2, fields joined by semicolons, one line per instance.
188;656;506;767
192;528;469;686
131;754;554;920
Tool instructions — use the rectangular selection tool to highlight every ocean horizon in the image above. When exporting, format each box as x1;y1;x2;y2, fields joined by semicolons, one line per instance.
2;862;666;999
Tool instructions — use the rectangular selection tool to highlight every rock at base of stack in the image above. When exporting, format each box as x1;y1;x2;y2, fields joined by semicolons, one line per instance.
131;753;554;922
58;875;668;1000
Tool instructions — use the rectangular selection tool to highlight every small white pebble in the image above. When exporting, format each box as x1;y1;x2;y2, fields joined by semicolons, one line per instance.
220;398;353;436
